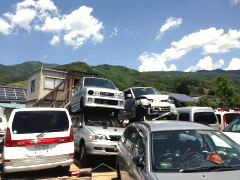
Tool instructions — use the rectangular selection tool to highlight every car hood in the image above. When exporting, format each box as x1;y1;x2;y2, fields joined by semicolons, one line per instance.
153;170;240;179
139;95;169;100
223;132;240;145
87;126;125;137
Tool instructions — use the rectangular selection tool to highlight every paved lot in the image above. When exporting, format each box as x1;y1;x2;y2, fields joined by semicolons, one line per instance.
0;155;118;180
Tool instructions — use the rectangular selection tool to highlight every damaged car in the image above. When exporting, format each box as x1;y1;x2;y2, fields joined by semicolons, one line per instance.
118;87;177;121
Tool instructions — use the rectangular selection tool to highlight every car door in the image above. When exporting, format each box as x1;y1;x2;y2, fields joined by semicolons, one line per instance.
118;126;138;180
124;89;135;118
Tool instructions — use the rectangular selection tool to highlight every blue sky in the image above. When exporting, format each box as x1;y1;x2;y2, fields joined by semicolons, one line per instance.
0;0;240;72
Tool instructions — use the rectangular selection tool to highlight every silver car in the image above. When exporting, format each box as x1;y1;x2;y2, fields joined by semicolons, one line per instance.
72;112;125;167
116;121;240;180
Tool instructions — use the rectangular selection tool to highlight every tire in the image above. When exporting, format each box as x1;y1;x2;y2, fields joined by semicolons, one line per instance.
80;97;84;112
136;107;148;121
79;142;87;168
62;165;70;172
116;160;121;180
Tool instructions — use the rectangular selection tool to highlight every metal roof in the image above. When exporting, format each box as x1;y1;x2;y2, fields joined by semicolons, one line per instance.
0;86;27;103
165;92;198;103
0;103;25;109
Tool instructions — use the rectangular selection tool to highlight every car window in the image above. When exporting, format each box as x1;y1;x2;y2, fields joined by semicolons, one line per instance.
223;117;240;132
132;130;146;156
194;112;218;124
12;111;69;134
84;78;116;89
216;114;221;124
179;113;189;121
225;114;240;124
132;87;160;98
122;127;138;154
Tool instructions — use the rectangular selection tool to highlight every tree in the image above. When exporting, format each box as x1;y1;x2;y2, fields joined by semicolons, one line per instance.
197;87;205;95
176;81;191;95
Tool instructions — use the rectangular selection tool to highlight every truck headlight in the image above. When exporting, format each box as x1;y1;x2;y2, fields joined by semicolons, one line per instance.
95;91;100;96
90;135;108;140
115;93;119;98
119;93;124;99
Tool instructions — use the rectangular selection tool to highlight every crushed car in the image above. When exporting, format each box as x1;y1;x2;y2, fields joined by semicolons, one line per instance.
118;87;178;122
70;77;125;114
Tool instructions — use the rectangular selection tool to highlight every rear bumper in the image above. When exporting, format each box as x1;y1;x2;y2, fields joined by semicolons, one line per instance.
3;159;73;173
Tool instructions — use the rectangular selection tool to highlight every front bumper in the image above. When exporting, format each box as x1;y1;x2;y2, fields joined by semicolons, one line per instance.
85;140;118;155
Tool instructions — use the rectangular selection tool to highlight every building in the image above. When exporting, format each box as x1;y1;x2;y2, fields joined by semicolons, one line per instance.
0;86;26;120
26;68;96;108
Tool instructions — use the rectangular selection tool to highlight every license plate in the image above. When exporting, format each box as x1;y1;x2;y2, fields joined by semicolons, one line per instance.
34;144;49;151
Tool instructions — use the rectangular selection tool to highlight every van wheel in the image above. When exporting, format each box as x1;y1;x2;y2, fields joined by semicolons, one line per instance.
79;142;87;167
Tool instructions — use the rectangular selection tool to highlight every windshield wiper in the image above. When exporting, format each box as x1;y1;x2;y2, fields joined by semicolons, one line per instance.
179;165;240;173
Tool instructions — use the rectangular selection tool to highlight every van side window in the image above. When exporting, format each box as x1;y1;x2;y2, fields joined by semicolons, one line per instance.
179;113;189;121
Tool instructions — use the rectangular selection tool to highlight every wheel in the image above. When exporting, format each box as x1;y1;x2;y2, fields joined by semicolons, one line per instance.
136;107;148;121
80;97;84;112
62;165;70;172
79;142;87;167
116;160;121;180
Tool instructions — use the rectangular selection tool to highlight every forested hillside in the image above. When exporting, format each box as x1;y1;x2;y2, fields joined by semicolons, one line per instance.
2;61;240;96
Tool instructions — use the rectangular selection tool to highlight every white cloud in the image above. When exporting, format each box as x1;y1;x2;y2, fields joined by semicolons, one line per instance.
225;58;240;70
109;27;118;38
0;0;104;49
0;18;11;35
156;17;182;40
139;27;240;71
49;35;60;45
230;0;239;5
138;52;177;72
184;56;224;72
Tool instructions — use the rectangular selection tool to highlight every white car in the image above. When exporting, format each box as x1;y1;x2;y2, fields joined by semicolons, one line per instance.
223;116;240;145
72;111;125;167
3;108;74;174
70;77;125;114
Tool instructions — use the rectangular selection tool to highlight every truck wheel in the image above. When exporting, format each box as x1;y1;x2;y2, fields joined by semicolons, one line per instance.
136;107;148;121
79;142;87;167
80;97;84;112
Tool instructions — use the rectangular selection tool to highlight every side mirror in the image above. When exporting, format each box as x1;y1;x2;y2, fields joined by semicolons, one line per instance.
133;155;145;168
79;122;83;128
126;94;132;99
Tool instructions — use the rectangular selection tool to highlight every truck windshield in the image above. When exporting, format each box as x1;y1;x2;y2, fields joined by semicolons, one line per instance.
84;78;116;89
84;114;124;128
132;87;160;98
12;111;69;134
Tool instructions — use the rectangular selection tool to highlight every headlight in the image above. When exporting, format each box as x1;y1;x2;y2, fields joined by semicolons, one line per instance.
119;93;124;99
90;135;108;140
95;91;100;96
115;93;119;98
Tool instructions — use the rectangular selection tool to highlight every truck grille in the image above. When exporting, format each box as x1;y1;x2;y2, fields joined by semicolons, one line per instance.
11;154;70;167
109;135;121;141
100;92;114;97
150;106;171;113
95;98;118;105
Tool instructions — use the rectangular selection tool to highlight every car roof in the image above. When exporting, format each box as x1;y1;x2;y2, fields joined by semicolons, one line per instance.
134;120;215;132
12;108;68;112
177;106;214;111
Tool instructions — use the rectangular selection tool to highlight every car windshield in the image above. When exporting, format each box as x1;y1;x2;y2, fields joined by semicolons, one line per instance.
84;78;116;89
84;114;124;128
223;117;240;132
151;130;240;172
132;87;160;98
12;111;69;134
194;112;218;125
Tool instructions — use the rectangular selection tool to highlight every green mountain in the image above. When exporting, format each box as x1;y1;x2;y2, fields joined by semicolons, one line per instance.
2;61;240;94
0;61;58;86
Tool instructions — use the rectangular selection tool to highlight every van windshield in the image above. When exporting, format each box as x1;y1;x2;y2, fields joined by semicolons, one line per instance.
12;111;69;134
194;112;217;125
84;114;124;128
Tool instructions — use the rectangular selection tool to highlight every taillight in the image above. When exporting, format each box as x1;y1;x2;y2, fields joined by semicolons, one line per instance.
5;128;12;147
223;115;227;128
69;126;74;142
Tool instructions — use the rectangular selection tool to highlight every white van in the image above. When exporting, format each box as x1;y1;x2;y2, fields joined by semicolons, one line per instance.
176;107;220;130
3;108;74;174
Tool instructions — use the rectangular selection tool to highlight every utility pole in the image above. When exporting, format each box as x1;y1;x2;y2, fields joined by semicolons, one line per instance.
41;55;48;69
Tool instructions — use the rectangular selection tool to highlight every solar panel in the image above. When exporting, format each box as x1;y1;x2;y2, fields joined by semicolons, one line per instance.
0;86;27;102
